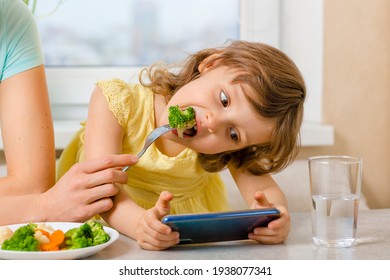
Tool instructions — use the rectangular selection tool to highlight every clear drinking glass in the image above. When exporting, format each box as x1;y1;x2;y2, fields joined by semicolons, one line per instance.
308;156;363;247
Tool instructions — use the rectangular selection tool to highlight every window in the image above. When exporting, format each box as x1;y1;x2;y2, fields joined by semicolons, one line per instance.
33;0;239;66
29;0;332;148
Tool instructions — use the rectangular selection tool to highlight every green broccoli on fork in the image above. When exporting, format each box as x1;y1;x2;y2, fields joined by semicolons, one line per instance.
168;105;196;138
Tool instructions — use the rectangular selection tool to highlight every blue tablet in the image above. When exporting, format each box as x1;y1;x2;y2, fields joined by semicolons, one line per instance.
161;208;281;244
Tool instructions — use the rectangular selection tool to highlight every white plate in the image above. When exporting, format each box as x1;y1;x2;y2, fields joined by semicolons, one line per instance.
0;222;119;260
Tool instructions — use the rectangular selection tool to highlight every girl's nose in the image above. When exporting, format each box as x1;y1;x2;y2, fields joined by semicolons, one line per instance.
204;111;219;133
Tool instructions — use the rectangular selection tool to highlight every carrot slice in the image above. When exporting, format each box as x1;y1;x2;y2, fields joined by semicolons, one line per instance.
50;230;65;245
40;230;65;251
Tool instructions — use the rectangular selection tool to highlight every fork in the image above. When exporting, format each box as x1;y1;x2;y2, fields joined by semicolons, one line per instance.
122;124;174;172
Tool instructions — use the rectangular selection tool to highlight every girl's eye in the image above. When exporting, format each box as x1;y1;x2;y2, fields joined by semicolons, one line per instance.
220;90;229;107
229;127;239;143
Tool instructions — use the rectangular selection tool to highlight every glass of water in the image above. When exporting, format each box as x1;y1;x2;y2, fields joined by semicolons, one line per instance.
308;156;363;247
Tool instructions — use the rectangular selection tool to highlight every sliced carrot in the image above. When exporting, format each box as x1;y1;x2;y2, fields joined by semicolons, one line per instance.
49;230;65;245
40;229;65;251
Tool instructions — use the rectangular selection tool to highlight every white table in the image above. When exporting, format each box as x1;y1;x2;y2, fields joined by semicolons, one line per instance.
86;209;390;260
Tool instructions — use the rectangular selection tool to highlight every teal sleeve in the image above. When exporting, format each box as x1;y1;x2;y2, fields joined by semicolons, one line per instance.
0;0;44;81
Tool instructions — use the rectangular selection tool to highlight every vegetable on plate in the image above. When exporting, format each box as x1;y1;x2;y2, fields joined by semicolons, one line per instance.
0;221;110;252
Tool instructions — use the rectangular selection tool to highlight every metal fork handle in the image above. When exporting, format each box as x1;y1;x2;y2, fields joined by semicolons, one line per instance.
122;149;146;172
122;124;174;172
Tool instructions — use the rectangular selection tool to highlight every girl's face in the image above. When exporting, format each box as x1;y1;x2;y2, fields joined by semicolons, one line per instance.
159;65;275;154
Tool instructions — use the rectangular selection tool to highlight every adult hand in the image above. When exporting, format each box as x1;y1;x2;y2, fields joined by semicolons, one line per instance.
136;191;180;250
40;154;138;222
248;191;291;244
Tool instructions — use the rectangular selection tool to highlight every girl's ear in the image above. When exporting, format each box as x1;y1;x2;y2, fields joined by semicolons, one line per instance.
198;53;221;73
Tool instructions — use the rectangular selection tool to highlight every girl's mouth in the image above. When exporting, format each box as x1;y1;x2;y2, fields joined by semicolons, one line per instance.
172;124;198;138
183;124;198;137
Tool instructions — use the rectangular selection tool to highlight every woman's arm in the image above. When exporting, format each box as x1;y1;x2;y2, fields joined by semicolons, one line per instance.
0;65;55;195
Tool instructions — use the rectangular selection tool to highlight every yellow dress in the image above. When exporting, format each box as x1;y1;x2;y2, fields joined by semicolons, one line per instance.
57;79;230;214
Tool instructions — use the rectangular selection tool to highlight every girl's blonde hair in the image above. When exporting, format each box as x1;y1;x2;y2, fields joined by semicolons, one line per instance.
140;40;306;175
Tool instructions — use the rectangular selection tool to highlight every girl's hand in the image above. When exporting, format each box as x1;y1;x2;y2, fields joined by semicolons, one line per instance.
136;191;180;250
248;191;291;244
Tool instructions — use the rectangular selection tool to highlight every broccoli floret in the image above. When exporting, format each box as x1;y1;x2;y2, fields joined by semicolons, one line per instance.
87;221;110;246
64;223;93;249
64;222;110;249
1;223;39;251
168;105;196;138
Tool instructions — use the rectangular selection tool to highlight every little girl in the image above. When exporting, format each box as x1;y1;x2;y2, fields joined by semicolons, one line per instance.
57;40;306;250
